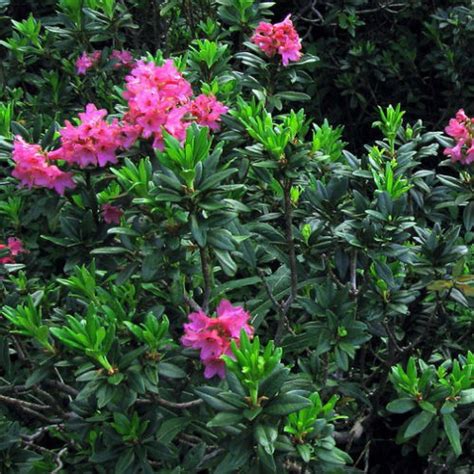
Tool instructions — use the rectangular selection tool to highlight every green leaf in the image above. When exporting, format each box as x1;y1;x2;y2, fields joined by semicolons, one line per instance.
264;392;312;416
90;247;130;255
158;362;186;379
404;411;435;439
459;388;474;405
207;412;243;428
417;420;438;457
191;215;206;247
386;398;416;414
463;202;474;231
297;444;312;463
115;448;135;474
443;413;461;456
157;417;190;444
254;424;277;455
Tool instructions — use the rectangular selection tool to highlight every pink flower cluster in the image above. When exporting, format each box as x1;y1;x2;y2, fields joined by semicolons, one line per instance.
75;51;101;75
101;204;123;224
123;59;228;149
251;15;302;66
111;50;134;69
444;109;474;165
0;238;26;264
181;300;254;379
75;50;134;75
12;137;76;195
49;104;138;168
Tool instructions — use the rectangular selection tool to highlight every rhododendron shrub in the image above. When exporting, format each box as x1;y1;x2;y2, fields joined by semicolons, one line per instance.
0;3;473;474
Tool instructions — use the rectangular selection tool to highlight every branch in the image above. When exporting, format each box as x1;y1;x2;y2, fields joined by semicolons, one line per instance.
44;380;79;398
282;179;298;313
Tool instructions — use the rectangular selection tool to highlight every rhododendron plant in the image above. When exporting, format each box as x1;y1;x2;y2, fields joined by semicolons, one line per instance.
12;136;76;195
251;15;302;66
1;2;473;472
181;300;254;379
444;109;474;165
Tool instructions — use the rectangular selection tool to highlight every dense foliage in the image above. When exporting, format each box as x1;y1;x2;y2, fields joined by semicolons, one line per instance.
0;1;473;473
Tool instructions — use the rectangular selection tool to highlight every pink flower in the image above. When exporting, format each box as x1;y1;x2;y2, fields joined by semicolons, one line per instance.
443;109;474;166
102;204;123;224
0;244;13;264
445;119;468;140
49;104;133;168
7;237;26;257
75;51;101;75
12;136;76;195
181;300;254;379
0;238;27;264
186;95;228;131
251;14;302;66
111;50;134;69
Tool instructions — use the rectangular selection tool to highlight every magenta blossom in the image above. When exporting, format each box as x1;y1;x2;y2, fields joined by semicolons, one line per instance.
75;51;101;75
251;15;302;66
186;94;229;131
111;50;134;69
0;238;27;264
102;204;123;224
182;300;254;379
7;237;26;256
444;109;474;165
12;136;76;195
49;104;135;168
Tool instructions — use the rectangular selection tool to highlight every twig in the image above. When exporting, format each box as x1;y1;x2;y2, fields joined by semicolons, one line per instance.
23;441;68;474
11;336;26;361
183;293;202;313
51;447;68;474
258;269;281;309
137;396;203;409
22;424;64;443
0;394;50;411
197;448;225;470
383;319;403;357
322;254;346;289
199;247;211;312
350;250;359;295
354;440;371;472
